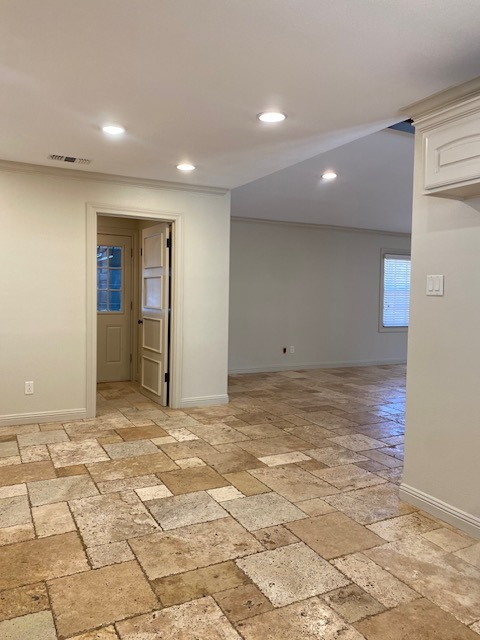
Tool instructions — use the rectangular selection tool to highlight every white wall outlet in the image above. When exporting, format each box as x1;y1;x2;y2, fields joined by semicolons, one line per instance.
25;381;34;395
426;275;444;296
289;345;295;354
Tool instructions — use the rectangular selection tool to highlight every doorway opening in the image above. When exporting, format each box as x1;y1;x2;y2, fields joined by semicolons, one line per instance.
86;205;183;419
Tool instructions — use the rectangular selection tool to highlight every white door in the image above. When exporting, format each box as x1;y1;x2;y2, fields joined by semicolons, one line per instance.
97;234;133;382
140;223;170;405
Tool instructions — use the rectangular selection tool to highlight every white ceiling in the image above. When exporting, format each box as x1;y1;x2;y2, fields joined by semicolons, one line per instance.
1;0;480;229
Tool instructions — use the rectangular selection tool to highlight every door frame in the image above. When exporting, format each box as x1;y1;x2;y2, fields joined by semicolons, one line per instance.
86;203;183;417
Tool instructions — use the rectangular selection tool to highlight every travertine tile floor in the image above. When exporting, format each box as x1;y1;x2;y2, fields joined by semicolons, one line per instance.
0;365;479;638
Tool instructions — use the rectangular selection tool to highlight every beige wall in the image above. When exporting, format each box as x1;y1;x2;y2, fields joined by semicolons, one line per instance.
0;165;231;423
402;134;480;531
229;218;410;373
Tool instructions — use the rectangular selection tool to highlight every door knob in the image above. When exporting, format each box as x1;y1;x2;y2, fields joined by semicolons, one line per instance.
138;320;143;325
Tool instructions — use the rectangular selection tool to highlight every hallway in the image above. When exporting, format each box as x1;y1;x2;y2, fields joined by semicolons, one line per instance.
0;366;478;638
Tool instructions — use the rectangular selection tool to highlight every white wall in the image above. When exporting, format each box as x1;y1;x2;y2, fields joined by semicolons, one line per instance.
0;164;230;423
229;218;410;373
402;135;480;534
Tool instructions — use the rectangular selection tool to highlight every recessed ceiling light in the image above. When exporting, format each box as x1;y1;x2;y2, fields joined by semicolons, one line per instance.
257;111;286;123
322;170;337;180
177;163;196;171
102;125;125;135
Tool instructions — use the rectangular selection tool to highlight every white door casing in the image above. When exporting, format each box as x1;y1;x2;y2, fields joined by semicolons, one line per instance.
96;234;132;382
140;223;170;405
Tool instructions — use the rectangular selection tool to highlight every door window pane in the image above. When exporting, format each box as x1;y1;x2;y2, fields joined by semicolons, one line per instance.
97;245;123;312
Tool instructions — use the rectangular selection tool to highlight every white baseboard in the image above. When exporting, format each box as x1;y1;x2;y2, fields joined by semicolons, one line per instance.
228;359;406;375
0;409;87;428
179;394;229;408
399;483;480;539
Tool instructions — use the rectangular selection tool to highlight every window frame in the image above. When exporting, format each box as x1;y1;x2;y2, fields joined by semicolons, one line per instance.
379;249;411;333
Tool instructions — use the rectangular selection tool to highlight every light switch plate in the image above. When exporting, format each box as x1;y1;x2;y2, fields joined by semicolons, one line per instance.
426;275;444;296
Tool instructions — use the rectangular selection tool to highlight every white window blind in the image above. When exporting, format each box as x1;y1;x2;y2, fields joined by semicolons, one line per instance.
382;253;411;328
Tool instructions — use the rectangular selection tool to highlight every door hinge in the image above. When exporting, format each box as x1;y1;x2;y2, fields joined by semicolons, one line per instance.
131;248;133;258
166;238;171;249
130;301;133;310
129;353;132;363
140;248;143;256
164;372;169;383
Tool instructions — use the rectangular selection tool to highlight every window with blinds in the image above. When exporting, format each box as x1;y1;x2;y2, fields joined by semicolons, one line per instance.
382;253;411;328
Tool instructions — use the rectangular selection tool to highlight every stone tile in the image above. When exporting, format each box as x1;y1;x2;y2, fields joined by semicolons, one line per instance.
366;536;480;624
147;490;228;530
176;456;206;468
422;527;477;552
97;474;163;494
207;486;244;501
17;430;69;447
28;474;99;506
237;542;349;607
324;483;416;524
0;532;89;590
103;439;159;459
304;446;368;467
0;483;26;499
223;471;270;496
0;441;19;458
117;425;168;440
69;492;159;546
0;456;21;467
116;596;241;639
332;552;420;608
168;428;199;441
150;435;176;445
152;561;249;607
48;439;109;467
87;541;135;568
33;501;76;537
249;466;337;501
200;450;266;474
375;466;403;483
295;497;336;516
283;424;333;446
312;464;386;490
287;512;383;559
0;495;31;528
187;422;250;445
258;451;311;466
455;542;480;569
237;597;365;640
328;434;386;451
214;583;273;621
69;627;119;640
470;621;480;635
56;464;89;476
322;584;385;623
87;451;178;481
252;524;299;550
48;561;158;637
367;512;440;541
0;523;35;546
159;466;229;495
222;492;307;531
0;610;57;640
361;448;403;468
237;435;311;457
234;423;286;439
135;484;172;501
355;598;479;639
0;583;49;622
0;461;56;487
295;458;329;471
157;439;218;461
20;444;51;463
130;517;263;579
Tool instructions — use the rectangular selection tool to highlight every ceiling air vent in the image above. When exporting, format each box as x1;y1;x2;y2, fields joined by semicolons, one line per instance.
48;155;91;165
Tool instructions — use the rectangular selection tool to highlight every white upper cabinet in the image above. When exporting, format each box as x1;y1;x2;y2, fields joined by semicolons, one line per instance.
415;92;480;199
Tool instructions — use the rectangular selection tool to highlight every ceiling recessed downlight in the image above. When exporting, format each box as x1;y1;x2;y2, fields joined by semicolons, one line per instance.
102;125;125;135
322;170;337;180
177;163;196;171
257;111;286;123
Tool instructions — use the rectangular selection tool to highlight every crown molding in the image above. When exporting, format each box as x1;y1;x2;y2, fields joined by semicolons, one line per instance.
231;216;411;237
0;159;229;196
401;76;480;122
